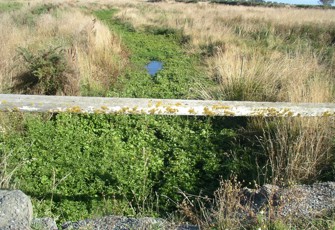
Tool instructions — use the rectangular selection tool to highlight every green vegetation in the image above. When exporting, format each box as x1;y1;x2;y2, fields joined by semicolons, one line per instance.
94;9;207;99
3;114;249;222
0;2;22;13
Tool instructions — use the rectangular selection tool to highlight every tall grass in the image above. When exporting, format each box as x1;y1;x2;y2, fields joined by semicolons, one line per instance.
0;3;127;96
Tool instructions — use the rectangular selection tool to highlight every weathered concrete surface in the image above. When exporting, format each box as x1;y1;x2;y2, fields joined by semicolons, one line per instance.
0;190;33;230
1;94;335;117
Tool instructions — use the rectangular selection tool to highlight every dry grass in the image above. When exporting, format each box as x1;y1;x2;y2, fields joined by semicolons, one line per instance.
178;178;246;229
259;117;334;185
204;46;334;102
113;1;335;46
0;3;127;95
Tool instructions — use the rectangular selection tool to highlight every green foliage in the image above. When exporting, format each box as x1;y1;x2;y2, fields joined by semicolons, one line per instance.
11;3;60;27
144;26;191;45
0;113;255;223
30;3;57;15
0;2;22;13
175;0;199;3
16;46;69;95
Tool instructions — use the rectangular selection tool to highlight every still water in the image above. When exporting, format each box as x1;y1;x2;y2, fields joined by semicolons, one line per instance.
145;61;163;76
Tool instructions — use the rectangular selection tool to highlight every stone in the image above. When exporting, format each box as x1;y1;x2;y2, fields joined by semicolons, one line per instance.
0;190;33;230
241;182;335;219
31;217;58;230
61;215;199;230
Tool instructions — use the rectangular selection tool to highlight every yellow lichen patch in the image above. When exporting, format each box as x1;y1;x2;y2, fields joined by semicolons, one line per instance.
148;100;153;107
266;108;279;116
67;106;82;113
286;111;294;117
224;109;235;116
149;108;158;114
252;108;280;116
119;107;129;113
12;107;20;112
49;109;60;113
166;107;178;114
212;104;230;110
131;106;139;114
188;108;196;115
101;105;109;111
155;101;163;108
175;102;182;107
203;107;215;116
1;100;7;104
322;111;335;117
94;109;103;114
278;108;294;117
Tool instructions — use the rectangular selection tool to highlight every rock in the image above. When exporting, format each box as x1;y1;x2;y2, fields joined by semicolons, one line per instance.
61;215;199;230
241;182;335;219
31;217;58;230
0;190;33;230
242;184;279;212
277;182;335;218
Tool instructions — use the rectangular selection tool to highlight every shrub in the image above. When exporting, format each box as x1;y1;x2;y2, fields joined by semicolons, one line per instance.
15;46;69;95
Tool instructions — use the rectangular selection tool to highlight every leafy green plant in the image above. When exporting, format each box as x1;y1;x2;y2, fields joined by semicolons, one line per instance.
2;113;249;224
15;46;69;95
30;3;58;15
0;2;22;13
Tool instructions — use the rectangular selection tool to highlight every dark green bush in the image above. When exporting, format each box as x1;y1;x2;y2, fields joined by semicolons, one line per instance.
16;46;69;95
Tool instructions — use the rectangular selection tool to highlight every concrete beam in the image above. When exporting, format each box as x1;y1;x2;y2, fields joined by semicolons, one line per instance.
1;94;335;117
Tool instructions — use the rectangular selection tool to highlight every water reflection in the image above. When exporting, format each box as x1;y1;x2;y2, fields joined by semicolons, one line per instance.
145;61;163;76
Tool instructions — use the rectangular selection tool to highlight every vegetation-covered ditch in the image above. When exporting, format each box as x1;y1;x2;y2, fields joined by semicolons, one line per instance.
0;1;335;229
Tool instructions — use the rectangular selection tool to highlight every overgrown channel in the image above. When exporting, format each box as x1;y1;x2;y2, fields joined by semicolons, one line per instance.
0;2;334;229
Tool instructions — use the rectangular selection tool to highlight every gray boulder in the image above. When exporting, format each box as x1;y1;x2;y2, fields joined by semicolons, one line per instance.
0;190;33;229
